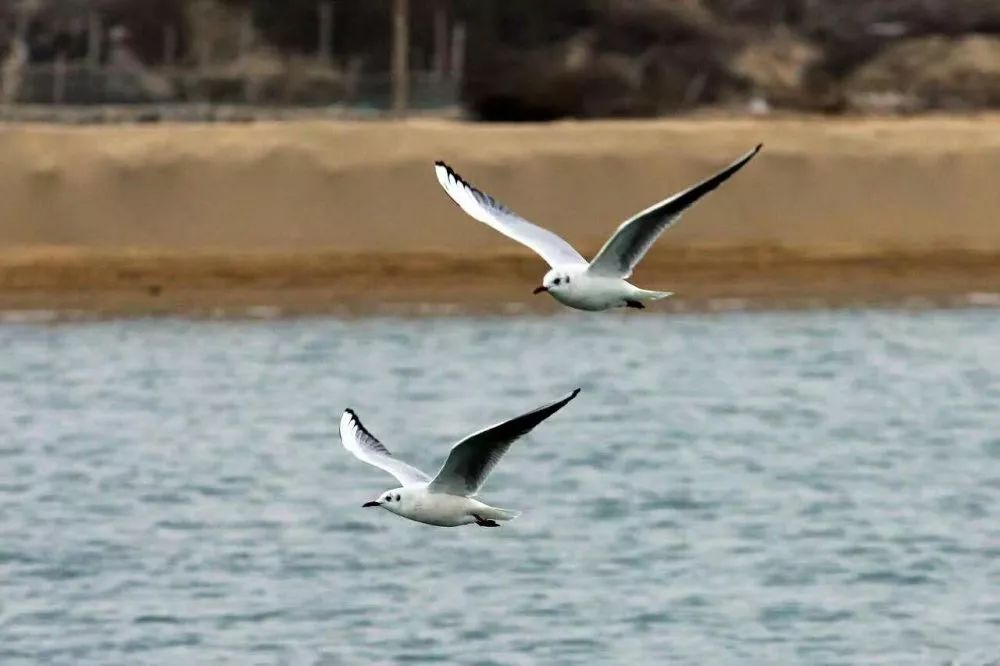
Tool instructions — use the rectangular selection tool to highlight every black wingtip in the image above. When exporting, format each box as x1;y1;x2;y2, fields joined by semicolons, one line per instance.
549;388;581;410
434;160;462;183
718;143;763;177
547;387;581;415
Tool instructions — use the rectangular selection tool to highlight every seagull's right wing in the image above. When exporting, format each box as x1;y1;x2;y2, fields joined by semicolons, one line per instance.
587;144;762;278
434;162;587;268
427;389;580;497
340;410;431;487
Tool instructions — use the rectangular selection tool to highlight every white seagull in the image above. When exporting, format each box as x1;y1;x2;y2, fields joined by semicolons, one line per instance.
340;389;580;527
434;144;761;311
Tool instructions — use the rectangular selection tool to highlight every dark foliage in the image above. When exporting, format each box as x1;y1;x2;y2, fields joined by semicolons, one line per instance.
6;0;1000;117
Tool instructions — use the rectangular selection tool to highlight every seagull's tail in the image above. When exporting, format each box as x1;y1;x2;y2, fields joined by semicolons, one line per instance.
635;289;673;302
483;506;521;522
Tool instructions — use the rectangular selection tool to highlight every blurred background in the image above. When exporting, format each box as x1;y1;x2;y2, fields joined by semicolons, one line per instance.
1;4;999;665
0;0;998;315
1;0;1000;120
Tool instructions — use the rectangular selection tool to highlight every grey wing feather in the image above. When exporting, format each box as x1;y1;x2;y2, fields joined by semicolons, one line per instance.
427;389;581;497
587;144;762;278
340;410;430;486
434;161;587;268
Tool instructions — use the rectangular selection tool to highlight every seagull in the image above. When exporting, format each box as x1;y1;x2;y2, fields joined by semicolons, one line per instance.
339;389;580;527
434;144;761;311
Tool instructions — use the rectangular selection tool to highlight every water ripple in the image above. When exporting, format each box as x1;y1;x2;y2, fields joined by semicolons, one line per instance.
1;309;999;664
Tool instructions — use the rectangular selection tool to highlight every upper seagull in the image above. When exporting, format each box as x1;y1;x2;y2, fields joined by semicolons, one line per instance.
339;388;580;527
434;144;762;311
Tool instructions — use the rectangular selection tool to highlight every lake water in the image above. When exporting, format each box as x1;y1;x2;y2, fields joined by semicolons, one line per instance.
1;309;999;665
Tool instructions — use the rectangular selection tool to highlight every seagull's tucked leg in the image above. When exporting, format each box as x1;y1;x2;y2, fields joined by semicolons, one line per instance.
472;513;501;527
622;289;673;310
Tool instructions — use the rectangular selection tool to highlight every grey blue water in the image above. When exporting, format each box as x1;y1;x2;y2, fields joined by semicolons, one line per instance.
1;309;999;665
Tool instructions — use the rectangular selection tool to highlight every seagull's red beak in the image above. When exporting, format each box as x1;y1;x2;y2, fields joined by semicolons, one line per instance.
532;286;548;295
362;501;381;508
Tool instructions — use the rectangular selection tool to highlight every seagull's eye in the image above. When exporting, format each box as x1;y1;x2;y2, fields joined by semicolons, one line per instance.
385;496;392;502
553;278;562;286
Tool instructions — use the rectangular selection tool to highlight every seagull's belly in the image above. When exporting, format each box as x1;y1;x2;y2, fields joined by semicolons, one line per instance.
551;278;629;311
402;494;480;527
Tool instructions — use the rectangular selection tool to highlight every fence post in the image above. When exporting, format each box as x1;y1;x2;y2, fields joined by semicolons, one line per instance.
450;21;466;86
53;53;67;104
197;26;211;69
239;11;255;103
163;25;177;67
1;8;30;106
239;11;254;60
318;1;334;65
391;0;409;114
87;10;102;68
432;0;447;83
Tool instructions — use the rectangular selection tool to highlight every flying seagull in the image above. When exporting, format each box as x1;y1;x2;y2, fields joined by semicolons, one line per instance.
434;144;761;311
340;389;580;527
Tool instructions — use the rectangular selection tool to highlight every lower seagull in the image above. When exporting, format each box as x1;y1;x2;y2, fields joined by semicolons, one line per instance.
340;389;580;527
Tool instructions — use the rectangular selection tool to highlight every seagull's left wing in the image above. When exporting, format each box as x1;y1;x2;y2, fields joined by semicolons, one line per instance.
434;162;588;269
340;410;431;486
427;389;580;497
587;144;762;278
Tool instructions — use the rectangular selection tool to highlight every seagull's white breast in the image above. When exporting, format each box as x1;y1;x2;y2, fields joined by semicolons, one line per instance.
395;490;486;527
550;272;633;311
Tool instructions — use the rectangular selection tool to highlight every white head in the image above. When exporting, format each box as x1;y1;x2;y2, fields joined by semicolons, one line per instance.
533;269;575;297
362;487;412;516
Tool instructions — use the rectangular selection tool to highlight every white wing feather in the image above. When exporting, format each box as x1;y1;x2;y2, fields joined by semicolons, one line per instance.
339;410;430;487
434;162;587;268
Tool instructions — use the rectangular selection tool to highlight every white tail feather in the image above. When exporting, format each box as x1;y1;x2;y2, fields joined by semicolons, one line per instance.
484;507;521;521
636;289;673;301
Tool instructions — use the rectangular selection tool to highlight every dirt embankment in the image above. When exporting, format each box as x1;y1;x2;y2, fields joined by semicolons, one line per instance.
1;117;999;315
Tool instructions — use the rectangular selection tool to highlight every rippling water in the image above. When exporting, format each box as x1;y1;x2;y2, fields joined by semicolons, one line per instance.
2;309;999;665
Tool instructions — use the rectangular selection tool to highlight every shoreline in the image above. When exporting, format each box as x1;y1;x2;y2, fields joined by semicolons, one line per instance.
3;116;1000;319
2;247;998;319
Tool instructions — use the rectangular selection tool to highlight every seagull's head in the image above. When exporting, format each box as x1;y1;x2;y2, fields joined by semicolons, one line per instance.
535;269;573;296
363;487;409;515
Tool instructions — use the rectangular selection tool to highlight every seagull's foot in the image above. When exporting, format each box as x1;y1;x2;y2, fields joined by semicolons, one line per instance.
472;514;500;527
625;300;645;309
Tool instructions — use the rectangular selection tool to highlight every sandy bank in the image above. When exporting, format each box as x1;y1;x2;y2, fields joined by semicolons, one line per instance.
1;116;999;314
1;246;998;317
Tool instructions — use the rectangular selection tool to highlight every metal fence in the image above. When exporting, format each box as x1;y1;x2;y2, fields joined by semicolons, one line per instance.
0;0;464;119
7;62;460;110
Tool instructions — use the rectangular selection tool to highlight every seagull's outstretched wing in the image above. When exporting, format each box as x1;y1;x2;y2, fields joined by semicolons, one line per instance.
427;389;580;497
340;410;431;486
587;144;762;278
434;162;587;268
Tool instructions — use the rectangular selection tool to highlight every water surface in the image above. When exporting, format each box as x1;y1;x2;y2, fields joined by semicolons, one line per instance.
1;309;999;664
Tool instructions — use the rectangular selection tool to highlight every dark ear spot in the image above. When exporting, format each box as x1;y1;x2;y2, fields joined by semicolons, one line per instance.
395;494;401;502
